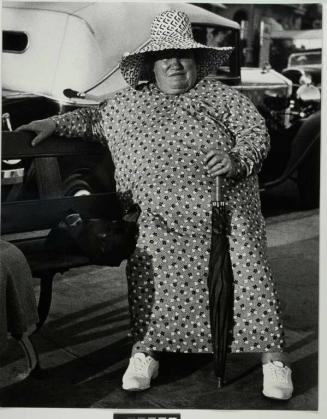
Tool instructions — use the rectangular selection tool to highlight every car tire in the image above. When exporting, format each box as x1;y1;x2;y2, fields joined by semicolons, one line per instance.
297;133;320;210
63;173;99;197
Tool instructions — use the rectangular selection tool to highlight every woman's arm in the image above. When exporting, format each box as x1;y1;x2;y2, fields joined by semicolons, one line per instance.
52;105;107;146
16;103;108;147
224;91;270;179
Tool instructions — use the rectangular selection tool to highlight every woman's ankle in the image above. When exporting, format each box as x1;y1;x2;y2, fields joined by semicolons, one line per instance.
261;352;290;367
131;344;159;361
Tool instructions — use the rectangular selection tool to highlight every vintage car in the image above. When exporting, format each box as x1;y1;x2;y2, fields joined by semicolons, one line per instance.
266;29;322;208
2;2;321;209
283;48;321;87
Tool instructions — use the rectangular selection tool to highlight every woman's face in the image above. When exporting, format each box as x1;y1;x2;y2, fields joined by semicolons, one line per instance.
153;50;197;94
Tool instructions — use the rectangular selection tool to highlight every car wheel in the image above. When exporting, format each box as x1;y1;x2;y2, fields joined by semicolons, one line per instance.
297;133;320;209
63;173;99;197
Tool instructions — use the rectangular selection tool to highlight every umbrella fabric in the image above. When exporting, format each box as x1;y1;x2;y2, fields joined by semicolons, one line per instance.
207;179;234;387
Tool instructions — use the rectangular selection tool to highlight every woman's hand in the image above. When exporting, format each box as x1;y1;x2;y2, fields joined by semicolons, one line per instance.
204;149;233;177
16;119;56;146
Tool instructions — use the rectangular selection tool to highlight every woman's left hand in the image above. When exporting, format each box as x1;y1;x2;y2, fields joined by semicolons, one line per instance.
204;149;233;177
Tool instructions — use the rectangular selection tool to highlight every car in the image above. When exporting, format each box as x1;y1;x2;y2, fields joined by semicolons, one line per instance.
269;29;322;72
284;49;321;87
263;29;322;208
2;2;321;209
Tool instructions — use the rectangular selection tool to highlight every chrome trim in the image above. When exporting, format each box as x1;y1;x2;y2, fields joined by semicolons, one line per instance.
234;84;290;91
1;168;24;185
3;90;99;108
1;230;50;242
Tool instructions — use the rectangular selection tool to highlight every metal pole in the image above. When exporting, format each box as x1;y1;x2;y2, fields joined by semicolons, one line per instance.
245;4;255;65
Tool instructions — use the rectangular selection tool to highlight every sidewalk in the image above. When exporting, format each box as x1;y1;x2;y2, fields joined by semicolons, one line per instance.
0;210;319;410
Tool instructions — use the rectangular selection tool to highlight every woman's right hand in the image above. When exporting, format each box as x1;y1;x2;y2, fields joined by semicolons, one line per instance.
16;119;56;146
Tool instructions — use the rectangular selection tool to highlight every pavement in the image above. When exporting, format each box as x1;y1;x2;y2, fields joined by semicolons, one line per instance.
0;208;320;412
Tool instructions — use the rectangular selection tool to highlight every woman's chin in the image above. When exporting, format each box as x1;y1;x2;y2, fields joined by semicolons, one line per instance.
163;81;192;94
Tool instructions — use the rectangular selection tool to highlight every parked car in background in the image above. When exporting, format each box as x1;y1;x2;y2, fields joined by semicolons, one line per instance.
264;29;322;208
285;49;321;87
2;2;321;211
269;29;322;72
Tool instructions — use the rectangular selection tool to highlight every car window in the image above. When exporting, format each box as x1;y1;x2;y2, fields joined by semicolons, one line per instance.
288;51;321;66
269;36;322;71
3;31;28;53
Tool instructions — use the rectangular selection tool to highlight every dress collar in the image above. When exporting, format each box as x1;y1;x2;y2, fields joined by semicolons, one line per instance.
149;79;207;98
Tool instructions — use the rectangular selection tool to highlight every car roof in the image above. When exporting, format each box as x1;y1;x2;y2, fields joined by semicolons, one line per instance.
4;1;239;29
271;29;322;51
271;29;322;40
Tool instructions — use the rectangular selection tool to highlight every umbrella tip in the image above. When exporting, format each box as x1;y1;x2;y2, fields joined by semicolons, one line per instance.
217;377;223;389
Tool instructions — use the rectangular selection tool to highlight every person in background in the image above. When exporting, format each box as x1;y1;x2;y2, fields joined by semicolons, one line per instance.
0;240;40;380
207;28;227;47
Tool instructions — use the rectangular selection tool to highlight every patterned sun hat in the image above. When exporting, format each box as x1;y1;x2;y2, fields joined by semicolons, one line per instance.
120;9;233;88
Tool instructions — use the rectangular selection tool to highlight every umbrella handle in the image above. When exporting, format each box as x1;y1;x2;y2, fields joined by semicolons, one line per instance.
215;176;223;203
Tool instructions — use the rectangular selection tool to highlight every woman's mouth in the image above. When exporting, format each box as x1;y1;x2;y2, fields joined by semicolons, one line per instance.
168;71;185;77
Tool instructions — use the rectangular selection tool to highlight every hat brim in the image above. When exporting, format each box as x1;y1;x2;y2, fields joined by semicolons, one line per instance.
120;37;233;88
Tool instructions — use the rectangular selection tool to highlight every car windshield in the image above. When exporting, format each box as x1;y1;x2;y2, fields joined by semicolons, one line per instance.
288;51;321;66
270;35;322;71
192;24;240;79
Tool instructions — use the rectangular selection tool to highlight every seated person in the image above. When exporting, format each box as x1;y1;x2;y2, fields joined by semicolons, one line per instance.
0;240;39;379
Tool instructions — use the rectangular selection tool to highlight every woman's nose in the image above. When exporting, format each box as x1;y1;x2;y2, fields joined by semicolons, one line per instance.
168;57;183;67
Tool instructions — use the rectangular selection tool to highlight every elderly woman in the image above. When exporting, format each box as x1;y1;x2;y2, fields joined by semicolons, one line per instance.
17;10;293;399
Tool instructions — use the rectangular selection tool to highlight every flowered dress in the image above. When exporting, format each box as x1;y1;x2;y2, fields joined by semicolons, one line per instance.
53;78;284;354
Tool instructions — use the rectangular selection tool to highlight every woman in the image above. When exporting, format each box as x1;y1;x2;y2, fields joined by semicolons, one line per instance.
0;240;39;380
17;10;293;399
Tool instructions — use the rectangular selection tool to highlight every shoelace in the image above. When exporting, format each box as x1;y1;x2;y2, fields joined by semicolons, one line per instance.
131;356;153;377
268;362;289;384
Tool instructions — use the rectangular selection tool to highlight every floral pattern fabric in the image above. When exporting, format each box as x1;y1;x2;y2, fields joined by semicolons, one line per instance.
53;78;284;353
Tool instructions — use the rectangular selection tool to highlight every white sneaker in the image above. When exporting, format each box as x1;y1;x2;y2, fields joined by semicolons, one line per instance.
122;352;159;391
262;361;294;400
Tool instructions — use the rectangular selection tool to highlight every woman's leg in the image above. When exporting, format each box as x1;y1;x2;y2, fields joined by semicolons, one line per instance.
1;241;39;337
131;341;159;360
12;332;39;372
261;351;290;366
0;240;40;378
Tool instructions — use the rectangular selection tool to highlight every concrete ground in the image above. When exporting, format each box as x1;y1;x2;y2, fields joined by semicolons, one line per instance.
0;209;319;411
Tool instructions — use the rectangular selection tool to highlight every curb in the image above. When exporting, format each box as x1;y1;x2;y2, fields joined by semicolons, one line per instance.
266;210;319;248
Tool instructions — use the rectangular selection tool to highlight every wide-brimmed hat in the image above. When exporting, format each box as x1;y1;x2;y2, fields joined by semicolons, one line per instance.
120;9;233;88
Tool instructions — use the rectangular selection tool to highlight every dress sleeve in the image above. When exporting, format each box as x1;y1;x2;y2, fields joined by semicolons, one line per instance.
51;104;107;146
224;92;270;179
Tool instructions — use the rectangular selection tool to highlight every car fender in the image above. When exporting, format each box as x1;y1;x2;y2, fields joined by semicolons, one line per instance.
263;111;320;189
283;111;321;177
288;111;320;169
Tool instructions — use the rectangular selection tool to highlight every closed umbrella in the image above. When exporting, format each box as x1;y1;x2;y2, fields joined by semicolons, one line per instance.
207;176;234;388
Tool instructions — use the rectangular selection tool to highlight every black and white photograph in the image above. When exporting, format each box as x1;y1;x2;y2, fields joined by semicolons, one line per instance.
0;0;324;416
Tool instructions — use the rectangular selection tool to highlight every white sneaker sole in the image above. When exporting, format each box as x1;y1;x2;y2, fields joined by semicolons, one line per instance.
262;390;292;400
122;369;159;392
